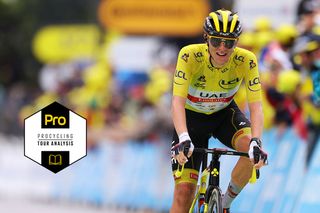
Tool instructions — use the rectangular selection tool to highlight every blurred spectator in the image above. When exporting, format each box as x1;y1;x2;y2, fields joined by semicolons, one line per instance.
264;70;308;139
292;31;320;167
296;0;320;35
308;40;320;103
259;24;297;73
293;32;320;102
300;38;320;166
1;83;39;135
254;17;273;33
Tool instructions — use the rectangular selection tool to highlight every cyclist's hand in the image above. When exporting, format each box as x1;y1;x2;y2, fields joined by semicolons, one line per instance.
248;138;268;169
171;139;194;165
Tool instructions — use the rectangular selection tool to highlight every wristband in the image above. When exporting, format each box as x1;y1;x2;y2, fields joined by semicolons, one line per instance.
250;137;262;147
179;132;191;142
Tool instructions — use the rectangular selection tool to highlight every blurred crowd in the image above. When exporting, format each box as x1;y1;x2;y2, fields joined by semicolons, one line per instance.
0;0;320;169
235;0;320;167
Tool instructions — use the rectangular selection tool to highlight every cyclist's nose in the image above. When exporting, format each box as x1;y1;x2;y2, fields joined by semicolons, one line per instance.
217;42;227;49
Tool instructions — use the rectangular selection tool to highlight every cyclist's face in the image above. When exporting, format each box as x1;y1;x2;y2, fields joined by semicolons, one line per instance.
207;35;238;66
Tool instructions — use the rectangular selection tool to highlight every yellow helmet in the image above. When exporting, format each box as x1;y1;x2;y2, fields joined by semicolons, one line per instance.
275;24;298;45
203;9;242;38
277;70;301;94
254;17;272;32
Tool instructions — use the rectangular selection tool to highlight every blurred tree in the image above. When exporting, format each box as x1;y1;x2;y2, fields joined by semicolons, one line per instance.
0;0;25;87
0;0;99;88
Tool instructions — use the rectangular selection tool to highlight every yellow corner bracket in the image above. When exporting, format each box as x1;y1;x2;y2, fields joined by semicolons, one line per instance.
175;163;185;178
249;168;257;184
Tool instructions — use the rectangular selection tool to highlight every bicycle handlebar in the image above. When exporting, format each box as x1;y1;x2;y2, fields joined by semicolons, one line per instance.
192;147;260;181
175;147;260;183
192;147;249;157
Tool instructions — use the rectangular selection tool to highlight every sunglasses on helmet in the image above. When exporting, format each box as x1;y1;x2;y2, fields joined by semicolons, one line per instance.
208;36;237;49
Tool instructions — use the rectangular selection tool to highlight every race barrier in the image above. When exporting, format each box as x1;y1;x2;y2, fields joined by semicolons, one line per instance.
49;128;319;212
0;128;319;212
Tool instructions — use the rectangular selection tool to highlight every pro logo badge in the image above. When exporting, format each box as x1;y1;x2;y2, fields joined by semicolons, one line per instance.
24;101;87;173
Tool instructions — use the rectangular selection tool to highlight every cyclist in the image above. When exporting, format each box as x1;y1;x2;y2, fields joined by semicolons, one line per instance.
170;9;268;213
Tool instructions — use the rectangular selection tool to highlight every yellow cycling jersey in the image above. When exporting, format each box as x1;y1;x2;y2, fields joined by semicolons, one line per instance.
173;43;262;114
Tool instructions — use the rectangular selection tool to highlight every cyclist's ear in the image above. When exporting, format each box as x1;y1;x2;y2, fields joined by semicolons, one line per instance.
234;38;239;47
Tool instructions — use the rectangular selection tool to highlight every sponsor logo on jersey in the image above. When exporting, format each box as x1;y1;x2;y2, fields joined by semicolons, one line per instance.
194;83;206;89
187;92;234;103
181;53;189;62
194;75;206;88
219;77;240;89
198;75;206;82
233;54;244;65
207;64;223;71
221;68;229;73
199;92;228;98
207;64;214;71
175;70;187;80
190;173;199;180
249;59;256;69
248;77;261;91
194;51;204;62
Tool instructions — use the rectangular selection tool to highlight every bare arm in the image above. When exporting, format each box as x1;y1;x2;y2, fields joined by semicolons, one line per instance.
248;101;264;139
171;96;188;136
248;100;268;168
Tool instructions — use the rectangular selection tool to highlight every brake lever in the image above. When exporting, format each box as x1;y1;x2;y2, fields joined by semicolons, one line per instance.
260;150;268;165
253;146;260;179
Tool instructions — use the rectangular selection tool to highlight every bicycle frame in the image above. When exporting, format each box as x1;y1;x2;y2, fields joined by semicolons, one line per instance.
195;147;249;185
189;167;210;213
180;148;256;213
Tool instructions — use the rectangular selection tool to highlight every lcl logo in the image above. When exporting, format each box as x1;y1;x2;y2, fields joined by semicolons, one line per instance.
248;77;261;92
175;70;187;80
219;78;240;89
